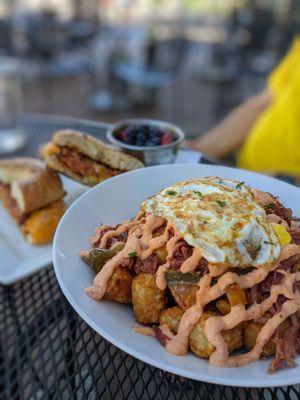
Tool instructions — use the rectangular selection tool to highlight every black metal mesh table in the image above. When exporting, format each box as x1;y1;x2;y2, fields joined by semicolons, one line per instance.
1;114;300;399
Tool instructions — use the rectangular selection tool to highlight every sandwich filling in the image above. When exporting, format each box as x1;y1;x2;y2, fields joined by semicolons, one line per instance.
45;143;121;184
0;183;27;223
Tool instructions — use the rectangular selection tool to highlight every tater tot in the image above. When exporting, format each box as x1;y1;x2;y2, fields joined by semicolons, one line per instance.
154;245;168;264
216;299;231;315
104;267;133;304
132;273;167;324
226;284;247;307
243;321;275;358
189;312;243;359
159;307;183;334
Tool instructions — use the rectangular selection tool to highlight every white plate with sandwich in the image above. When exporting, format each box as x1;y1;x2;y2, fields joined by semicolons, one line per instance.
0;158;88;284
0;129;144;284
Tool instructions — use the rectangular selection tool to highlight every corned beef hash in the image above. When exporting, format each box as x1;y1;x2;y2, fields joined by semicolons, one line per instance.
80;177;300;373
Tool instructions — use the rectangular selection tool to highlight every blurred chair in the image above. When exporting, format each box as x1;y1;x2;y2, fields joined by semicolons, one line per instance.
68;19;96;47
26;14;69;61
110;37;188;109
24;11;91;114
0;19;13;54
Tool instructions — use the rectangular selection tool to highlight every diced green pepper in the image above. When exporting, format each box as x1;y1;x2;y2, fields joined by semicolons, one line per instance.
89;243;125;274
165;270;202;285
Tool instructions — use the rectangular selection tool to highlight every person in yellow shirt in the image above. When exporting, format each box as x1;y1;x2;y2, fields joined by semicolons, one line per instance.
186;37;300;177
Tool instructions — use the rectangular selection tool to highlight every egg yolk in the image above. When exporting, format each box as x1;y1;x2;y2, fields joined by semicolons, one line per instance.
271;223;291;246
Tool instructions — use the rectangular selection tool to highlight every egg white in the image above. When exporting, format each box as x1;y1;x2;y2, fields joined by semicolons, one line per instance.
141;177;281;267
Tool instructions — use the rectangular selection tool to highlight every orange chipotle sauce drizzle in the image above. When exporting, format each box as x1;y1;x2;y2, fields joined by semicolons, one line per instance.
85;206;300;368
156;232;183;290
86;214;175;299
166;244;300;364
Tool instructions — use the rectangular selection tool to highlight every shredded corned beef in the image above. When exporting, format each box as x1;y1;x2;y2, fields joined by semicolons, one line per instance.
134;254;158;274
260;271;284;294
120;257;135;269
107;237;119;247
91;225;129;248
264;196;292;226
291;224;300;244
268;315;299;373
169;240;193;269
248;255;300;305
275;295;288;312
269;295;287;316
107;231;128;248
168;239;208;273
153;223;167;237
248;253;300;373
153;326;169;347
197;258;209;274
249;284;259;305
279;255;299;273
91;225;113;247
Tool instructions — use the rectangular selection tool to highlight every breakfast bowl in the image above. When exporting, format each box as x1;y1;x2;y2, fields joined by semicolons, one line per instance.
106;118;185;166
53;163;300;387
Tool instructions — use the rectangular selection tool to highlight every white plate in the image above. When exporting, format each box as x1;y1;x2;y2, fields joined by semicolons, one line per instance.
0;149;198;285
53;164;300;387
0;176;88;284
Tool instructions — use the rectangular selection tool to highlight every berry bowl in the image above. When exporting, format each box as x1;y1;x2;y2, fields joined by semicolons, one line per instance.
106;118;185;166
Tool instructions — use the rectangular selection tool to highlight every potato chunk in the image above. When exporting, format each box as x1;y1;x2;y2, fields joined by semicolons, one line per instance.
166;270;201;310
104;267;133;304
226;284;247;307
169;284;198;310
159;307;183;334
131;273;167;324
216;299;231;315
189;312;243;359
154;245;168;264
243;321;275;357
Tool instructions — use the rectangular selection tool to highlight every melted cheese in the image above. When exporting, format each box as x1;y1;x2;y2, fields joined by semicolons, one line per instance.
23;199;65;244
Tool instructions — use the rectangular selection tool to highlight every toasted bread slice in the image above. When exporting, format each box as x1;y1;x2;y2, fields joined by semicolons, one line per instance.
40;129;143;186
0;158;64;214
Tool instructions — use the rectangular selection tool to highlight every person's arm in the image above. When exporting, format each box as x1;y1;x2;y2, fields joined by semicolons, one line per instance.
184;88;273;159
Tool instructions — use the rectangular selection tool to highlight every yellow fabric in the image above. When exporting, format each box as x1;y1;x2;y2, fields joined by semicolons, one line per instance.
238;38;300;176
268;38;300;96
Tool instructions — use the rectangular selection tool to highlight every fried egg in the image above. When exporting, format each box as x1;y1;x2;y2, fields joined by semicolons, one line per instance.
141;177;281;267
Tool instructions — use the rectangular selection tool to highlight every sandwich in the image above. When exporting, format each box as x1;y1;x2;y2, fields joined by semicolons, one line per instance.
40;129;144;186
0;158;66;244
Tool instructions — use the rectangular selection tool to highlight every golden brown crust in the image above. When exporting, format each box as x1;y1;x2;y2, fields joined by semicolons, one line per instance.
243;320;276;358
0;158;64;214
159;307;183;334
131;273;167;324
189;312;243;358
104;266;133;304
50;129;143;171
